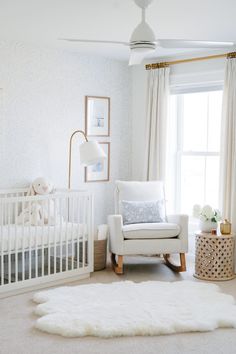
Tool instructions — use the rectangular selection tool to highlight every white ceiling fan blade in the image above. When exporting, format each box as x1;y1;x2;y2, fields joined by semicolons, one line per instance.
158;39;235;49
129;50;147;65
59;38;129;46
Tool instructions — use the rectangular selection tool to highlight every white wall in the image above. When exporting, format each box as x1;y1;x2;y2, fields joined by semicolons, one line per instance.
131;56;226;180
0;41;132;227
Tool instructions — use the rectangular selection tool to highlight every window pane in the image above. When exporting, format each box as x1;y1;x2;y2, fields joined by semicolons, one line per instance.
180;155;220;213
205;156;220;208
182;92;208;151
180;156;205;213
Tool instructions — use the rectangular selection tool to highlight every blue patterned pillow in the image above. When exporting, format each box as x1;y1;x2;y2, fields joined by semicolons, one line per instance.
121;200;166;225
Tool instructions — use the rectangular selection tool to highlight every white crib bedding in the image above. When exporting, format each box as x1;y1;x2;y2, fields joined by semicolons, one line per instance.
0;223;88;253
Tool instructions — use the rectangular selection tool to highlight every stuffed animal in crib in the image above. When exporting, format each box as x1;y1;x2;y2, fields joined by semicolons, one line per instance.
18;177;61;226
17;203;42;226
27;177;54;197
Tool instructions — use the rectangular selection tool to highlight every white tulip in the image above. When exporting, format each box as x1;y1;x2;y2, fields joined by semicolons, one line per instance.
201;205;213;219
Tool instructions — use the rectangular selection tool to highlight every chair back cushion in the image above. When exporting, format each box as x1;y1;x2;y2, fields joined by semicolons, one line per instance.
115;180;165;214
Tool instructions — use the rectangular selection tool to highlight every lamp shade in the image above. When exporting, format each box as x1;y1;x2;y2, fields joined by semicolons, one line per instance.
79;140;106;166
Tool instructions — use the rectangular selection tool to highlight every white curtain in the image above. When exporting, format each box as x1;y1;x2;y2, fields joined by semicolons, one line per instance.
144;67;170;181
219;57;236;238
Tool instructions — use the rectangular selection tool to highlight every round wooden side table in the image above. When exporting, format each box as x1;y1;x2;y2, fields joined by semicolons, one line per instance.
194;232;235;281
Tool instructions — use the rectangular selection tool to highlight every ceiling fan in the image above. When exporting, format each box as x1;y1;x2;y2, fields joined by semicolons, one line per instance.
59;0;235;65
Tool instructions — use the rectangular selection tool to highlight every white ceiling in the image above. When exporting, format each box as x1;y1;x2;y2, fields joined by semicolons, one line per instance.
0;0;235;62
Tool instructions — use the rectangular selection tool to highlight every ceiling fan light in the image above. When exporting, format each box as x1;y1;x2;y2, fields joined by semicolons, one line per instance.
129;44;155;66
129;51;146;65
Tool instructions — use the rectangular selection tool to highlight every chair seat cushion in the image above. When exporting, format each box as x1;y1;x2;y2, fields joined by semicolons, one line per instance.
122;223;180;239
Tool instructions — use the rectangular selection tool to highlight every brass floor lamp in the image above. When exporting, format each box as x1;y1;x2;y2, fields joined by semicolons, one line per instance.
68;129;106;189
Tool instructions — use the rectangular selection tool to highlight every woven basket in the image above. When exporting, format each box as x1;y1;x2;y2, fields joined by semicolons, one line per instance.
94;239;107;271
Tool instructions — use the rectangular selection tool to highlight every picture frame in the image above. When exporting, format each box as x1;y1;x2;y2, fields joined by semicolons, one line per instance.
85;142;110;182
85;96;110;137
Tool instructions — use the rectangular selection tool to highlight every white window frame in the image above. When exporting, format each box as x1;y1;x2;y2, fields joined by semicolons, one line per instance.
172;86;223;213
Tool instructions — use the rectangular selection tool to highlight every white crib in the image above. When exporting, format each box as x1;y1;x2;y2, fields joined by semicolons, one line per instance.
0;188;94;298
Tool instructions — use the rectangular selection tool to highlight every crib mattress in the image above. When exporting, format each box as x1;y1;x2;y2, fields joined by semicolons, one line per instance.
0;223;88;253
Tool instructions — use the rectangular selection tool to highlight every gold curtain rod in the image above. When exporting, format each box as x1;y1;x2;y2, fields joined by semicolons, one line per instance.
145;51;236;70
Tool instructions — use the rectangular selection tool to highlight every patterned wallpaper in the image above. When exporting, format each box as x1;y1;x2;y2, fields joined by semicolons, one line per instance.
0;41;132;226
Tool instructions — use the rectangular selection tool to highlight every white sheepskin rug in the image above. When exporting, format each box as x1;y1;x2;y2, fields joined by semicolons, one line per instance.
33;280;236;338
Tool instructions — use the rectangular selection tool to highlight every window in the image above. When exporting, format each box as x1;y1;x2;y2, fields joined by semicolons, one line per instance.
166;90;223;215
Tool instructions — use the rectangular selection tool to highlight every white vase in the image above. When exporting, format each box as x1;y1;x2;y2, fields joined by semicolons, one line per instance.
199;220;217;233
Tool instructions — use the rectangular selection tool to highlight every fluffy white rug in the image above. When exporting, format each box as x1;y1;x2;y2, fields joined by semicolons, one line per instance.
33;281;236;338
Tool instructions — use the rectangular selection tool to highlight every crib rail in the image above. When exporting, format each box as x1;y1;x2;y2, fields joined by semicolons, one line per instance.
0;189;93;297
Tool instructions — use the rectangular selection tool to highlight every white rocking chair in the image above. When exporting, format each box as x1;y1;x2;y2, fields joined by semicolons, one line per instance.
108;181;188;274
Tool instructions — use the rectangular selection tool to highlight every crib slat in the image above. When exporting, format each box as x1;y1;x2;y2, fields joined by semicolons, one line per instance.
71;197;74;271
1;201;4;285
7;203;11;284
35;220;38;279
65;197;68;272
28;201;32;280
89;194;94;271
53;199;57;274
15;202;18;282
82;196;86;269
59;198;62;273
47;199;51;276
76;196;80;270
41;202;45;278
22;201;25;281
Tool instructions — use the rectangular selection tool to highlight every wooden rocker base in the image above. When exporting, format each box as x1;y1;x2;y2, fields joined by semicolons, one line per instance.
111;253;124;275
163;253;186;272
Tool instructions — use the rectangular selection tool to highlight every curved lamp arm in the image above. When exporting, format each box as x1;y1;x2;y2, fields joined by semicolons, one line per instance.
68;130;88;189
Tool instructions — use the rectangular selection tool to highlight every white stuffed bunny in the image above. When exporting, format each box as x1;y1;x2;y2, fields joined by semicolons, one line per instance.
18;177;61;226
27;177;54;197
17;202;42;226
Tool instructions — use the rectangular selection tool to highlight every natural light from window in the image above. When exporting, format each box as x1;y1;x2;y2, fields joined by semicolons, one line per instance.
167;90;223;215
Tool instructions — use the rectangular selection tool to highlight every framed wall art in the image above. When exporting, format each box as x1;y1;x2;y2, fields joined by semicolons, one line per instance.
85;96;110;137
85;142;110;182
